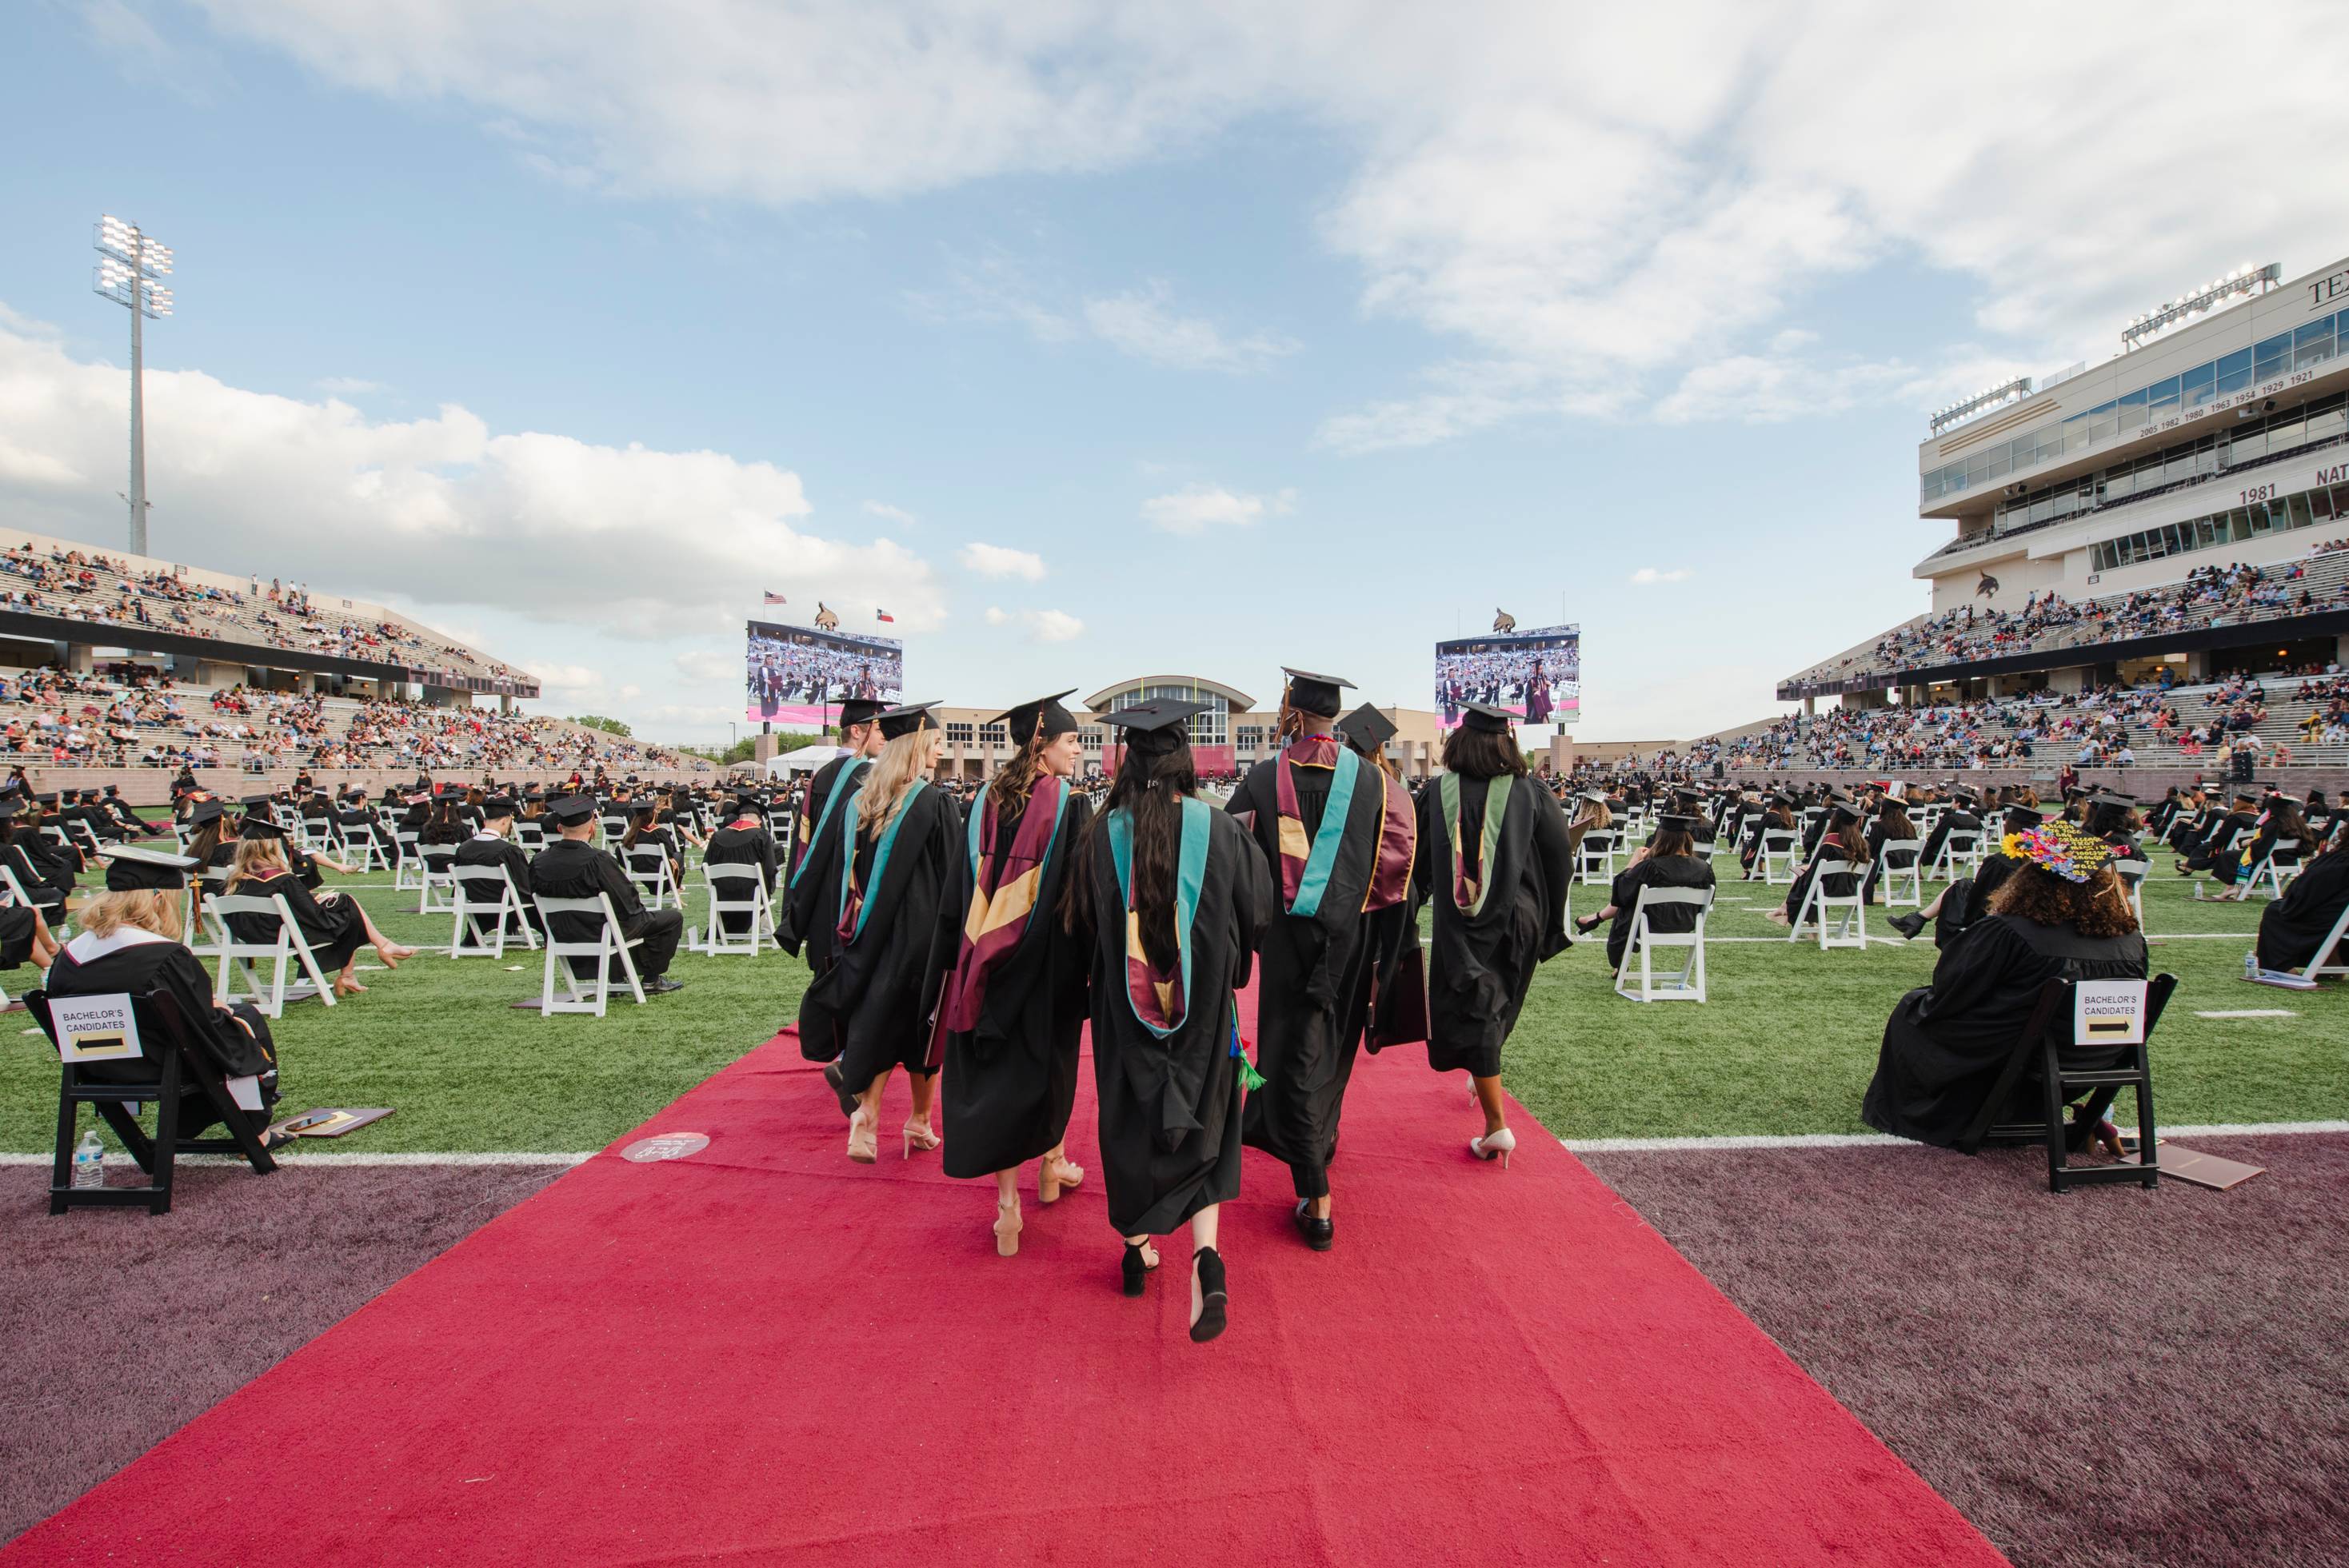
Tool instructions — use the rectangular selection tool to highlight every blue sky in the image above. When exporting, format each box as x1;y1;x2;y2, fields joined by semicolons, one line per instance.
4;2;2344;744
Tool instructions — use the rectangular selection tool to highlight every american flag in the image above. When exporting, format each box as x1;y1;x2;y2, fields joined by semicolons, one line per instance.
762;591;787;604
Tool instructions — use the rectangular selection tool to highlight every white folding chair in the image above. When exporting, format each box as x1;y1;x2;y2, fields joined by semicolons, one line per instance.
516;820;545;852
416;850;457;914
1788;858;1868;950
2242;838;2302;900
2109;855;2150;926
1933;828;1983;880
205;892;338;1017
1575;829;1618;886
341;819;387;872
531;892;647;1016
1757;829;1798;884
697;863;775;955
625;848;678;912
2305;900;2349;982
1612;884;1713;1003
1876;838;1924;908
393;831;425;891
450;864;539;958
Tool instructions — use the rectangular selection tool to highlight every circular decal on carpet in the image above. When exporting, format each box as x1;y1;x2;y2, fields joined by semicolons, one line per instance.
621;1132;709;1163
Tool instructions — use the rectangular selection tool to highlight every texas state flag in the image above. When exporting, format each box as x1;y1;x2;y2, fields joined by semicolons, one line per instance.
875;608;895;623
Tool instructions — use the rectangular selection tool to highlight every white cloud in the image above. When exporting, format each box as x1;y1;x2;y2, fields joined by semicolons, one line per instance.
0;309;945;645
1081;282;1297;373
1628;567;1690;585
958;541;1047;581
673;648;737;681
184;3;2349;440
1140;484;1296;534
315;376;386;395
526;662;610;701
1652;354;1914;425
862;499;918;526
985;607;1085;643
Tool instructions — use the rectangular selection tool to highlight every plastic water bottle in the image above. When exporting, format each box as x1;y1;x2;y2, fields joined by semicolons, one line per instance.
2244;949;2259;983
71;1130;104;1190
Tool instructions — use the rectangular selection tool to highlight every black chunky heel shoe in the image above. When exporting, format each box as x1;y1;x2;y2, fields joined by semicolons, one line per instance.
1122;1239;1157;1297
1189;1247;1228;1343
1887;912;1927;942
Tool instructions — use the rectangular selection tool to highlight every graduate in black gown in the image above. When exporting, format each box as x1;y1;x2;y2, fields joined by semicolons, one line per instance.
1864;821;2150;1153
937;691;1094;1256
226;822;419;997
0;804;74;925
793;702;967;1163
53;846;282;1141
1576;812;1716;971
1414;704;1574;1167
777;697;886;1024
0;800;62;972
2255;832;2349;972
529;794;687;988
1336;704;1429;1067
701;796;781;937
1066;699;1269;1342
453;796;541;936
1231;672;1415;1251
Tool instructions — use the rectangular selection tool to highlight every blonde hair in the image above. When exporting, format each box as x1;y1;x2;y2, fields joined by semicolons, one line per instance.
857;728;944;835
77;889;184;943
228;836;290;889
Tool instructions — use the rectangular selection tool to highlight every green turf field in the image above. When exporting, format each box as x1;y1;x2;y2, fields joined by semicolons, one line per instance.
3;843;2340;1155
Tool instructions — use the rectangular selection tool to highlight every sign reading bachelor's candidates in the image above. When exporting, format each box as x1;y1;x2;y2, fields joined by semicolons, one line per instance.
47;992;143;1063
2073;980;2149;1047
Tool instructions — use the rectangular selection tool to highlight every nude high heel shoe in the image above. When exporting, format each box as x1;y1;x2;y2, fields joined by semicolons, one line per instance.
1469;1127;1517;1168
994;1199;1023;1258
1040;1154;1085;1203
846;1107;877;1164
901;1118;941;1159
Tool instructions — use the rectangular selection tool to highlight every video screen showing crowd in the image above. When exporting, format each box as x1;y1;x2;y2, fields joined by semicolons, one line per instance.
745;619;903;728
1434;621;1579;728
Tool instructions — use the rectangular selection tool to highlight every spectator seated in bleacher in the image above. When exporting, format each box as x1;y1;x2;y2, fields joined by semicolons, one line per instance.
49;844;282;1139
1863;821;2148;1154
224;822;417;997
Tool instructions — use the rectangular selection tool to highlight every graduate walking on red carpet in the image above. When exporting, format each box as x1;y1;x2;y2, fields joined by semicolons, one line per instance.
937;691;1094;1257
1230;670;1416;1251
791;702;967;1163
777;695;885;1054
1067;699;1270;1342
1416;704;1575;1166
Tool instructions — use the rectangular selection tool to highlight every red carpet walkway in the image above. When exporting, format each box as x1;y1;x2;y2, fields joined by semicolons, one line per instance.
5;1028;2005;1566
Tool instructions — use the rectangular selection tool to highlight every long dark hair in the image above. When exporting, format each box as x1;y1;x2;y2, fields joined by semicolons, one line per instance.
988;724;1049;822
1877;802;1914;840
1064;736;1196;972
1440;725;1526;780
622;805;661;852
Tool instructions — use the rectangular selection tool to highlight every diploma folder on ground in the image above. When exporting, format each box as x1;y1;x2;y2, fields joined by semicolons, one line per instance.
264;1107;394;1140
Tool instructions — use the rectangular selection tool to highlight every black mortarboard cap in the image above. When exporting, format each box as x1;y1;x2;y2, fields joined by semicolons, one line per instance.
835;694;886;730
877;701;941;740
1336;704;1397;756
0;800;18;822
239;816;288;842
186;799;226;827
1101;699;1208;756
481;796;518;817
546;794;599;826
2003;802;2047;824
1658;813;1702;832
101;844;200;892
1460;703;1515;735
240;793;275;809
993;689;1081;743
1281;668;1353;719
729;796;763;818
33;792;58;807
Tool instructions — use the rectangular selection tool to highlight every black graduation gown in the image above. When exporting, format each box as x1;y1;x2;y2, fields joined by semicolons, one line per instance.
0;903;38;968
1229;748;1392;1201
1604;852;1716;970
1416;774;1573;1078
4;837;70;920
779;759;871;964
1862;915;2149;1147
1077;804;1270;1235
49;934;280;1138
226;869;370;972
2257;849;2349;970
939;791;1094;1179
703;824;780;936
2186;810;2258;879
795;785;966;1085
1780;843;1864;920
454;832;541;932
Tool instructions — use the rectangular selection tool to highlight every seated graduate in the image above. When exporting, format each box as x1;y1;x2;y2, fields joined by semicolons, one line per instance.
100;784;160;837
528;792;687;992
238;794;346;886
1860;796;1918;904
1887;800;2046;944
1767;796;1868;927
0;796;74;924
2175;786;2259;887
619;803;686;896
225;820;417;997
2211;791;2305;903
0;802;62;972
1577;811;1716;969
2081;791;2141;853
418;794;469;877
1914;785;1982;872
24;793;89;876
701;796;781;936
2255;831;2349;973
73;787;132;844
453;795;541;933
336;786;386;857
1863;821;2148;1154
54;845;283;1141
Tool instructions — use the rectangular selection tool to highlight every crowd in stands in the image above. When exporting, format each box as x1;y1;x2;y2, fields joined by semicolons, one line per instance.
0;541;521;684
1784;541;2349;692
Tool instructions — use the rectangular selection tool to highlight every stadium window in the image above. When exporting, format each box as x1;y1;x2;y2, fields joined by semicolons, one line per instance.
2252;332;2291;384
2215;347;2254;396
2295;315;2335;370
2145;376;2180;420
2180;361;2215;409
2116;386;2147;432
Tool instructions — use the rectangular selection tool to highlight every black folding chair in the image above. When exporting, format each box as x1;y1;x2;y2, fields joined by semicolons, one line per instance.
1960;974;2176;1193
34;988;278;1216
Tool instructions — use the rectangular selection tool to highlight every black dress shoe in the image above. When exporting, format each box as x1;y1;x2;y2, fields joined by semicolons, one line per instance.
645;976;685;994
1293;1199;1334;1251
1573;913;1604;935
1189;1247;1228;1343
1887;912;1927;941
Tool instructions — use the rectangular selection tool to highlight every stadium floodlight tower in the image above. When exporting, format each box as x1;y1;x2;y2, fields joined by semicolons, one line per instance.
91;213;174;558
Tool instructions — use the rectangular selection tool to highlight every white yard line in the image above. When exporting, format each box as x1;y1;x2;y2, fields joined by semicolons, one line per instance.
1564;1120;2349;1153
2195;1009;2300;1018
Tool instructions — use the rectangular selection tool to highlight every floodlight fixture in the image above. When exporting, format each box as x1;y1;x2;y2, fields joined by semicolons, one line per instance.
89;213;175;556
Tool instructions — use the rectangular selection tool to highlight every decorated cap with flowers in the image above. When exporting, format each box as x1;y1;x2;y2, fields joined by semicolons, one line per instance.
2000;820;2117;884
